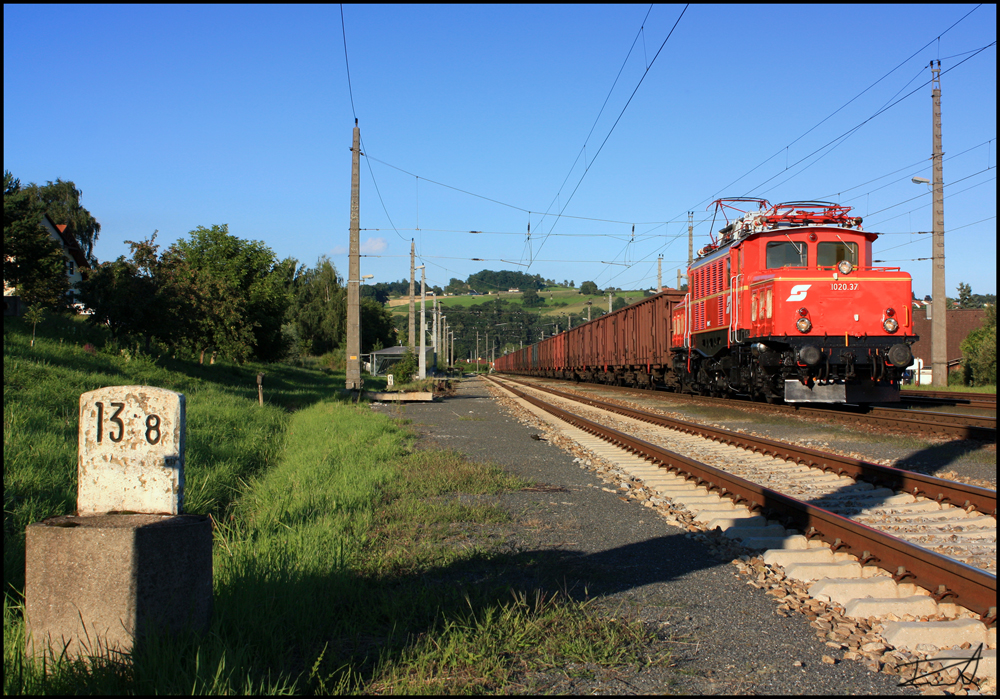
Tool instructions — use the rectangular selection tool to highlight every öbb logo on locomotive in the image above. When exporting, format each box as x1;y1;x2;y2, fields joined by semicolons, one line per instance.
785;284;812;303
496;199;917;405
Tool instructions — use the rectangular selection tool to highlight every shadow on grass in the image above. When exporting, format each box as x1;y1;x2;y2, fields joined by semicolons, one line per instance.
202;530;718;693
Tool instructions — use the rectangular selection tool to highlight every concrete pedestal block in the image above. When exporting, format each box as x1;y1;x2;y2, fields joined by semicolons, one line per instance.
25;514;212;660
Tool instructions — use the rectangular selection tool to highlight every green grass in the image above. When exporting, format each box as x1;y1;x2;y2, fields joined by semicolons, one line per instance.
389;287;650;320
903;383;996;393
5;314;666;694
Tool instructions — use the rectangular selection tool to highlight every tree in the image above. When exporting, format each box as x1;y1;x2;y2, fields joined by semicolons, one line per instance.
77;235;165;347
445;277;467;295
174;225;291;362
579;281;599;295
360;297;396;353
19;178;100;264
290;256;346;356
960;305;996;386
956;283;975;309
521;287;544;307
360;284;390;305
3;171;70;308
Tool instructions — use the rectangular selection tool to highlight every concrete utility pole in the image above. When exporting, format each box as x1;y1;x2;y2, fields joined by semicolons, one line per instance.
657;255;662;291
432;295;438;371
930;60;947;387
408;240;415;352
608;292;613;314
677;269;682;291
346;119;362;392
688;211;694;279
418;266;427;379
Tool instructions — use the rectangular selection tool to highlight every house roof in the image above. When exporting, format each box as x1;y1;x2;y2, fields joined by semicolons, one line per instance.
42;214;89;269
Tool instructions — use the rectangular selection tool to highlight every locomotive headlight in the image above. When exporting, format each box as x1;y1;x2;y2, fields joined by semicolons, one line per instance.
837;260;853;275
796;317;812;333
883;317;899;333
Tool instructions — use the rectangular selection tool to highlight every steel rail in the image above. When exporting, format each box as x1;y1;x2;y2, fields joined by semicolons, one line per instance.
754;404;995;442
488;376;997;624
865;406;995;430
901;389;996;407
506;373;996;442
499;376;997;516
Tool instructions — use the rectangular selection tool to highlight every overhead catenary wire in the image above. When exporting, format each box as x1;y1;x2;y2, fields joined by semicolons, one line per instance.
339;4;357;122
741;41;996;199
528;4;655;244
689;5;984;213
529;4;689;267
344;8;991;297
654;6;987;251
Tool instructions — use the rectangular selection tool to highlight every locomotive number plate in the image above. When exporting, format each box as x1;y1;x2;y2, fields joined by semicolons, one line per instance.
830;282;859;291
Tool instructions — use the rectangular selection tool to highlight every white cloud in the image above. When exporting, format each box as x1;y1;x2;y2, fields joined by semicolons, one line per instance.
330;237;386;256
360;237;387;254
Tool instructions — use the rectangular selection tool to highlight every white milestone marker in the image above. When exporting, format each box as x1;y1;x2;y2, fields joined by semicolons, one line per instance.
77;386;186;515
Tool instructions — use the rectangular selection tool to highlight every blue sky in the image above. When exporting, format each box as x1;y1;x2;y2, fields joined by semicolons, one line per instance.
4;4;996;298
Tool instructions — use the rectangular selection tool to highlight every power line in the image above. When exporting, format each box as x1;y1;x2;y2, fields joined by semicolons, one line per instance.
363;153;672;226
530;4;655;240
693;5;983;210
339;4;357;121
818;138;995;203
865;173;997;228
865;165;996;218
743;41;996;199
530;4;689;266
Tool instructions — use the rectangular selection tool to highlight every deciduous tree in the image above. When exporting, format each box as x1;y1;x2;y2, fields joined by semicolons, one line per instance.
174;225;291;362
19;177;100;264
961;305;996;386
3;171;70;308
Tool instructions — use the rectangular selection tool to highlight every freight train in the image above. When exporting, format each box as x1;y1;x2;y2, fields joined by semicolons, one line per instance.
494;199;917;403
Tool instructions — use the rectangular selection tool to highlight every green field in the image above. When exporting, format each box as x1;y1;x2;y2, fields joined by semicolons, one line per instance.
4;314;662;694
390;286;651;321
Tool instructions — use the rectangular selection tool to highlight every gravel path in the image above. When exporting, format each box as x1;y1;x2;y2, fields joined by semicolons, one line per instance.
372;378;919;695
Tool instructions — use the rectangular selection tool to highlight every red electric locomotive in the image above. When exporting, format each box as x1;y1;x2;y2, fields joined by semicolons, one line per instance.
671;199;915;402
494;199;917;403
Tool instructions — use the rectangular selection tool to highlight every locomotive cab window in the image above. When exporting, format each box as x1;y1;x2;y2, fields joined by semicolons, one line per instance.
817;241;858;267
765;241;807;269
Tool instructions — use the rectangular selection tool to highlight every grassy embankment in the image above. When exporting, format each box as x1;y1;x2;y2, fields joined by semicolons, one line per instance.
4;314;662;694
388;286;648;321
904;383;996;393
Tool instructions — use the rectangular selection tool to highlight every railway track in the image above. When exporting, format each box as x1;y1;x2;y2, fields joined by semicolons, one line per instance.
900;390;997;411
813;404;995;442
507;375;996;441
484;374;997;682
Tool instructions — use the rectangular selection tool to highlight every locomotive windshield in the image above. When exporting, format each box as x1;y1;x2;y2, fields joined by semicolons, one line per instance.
766;241;807;268
817;241;858;267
